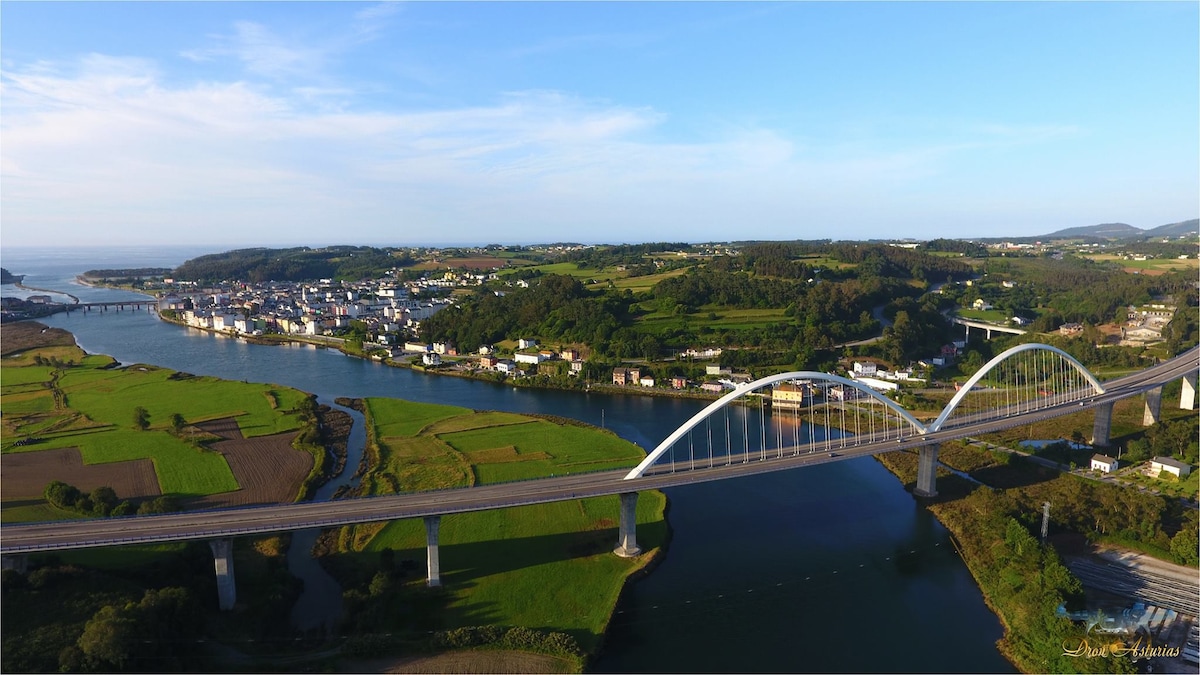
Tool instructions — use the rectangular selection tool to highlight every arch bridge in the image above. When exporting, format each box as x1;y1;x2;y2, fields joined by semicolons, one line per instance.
623;343;1193;506
2;345;1196;611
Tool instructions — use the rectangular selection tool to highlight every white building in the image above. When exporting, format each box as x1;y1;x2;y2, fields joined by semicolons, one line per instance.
1150;457;1192;478
1090;454;1118;474
852;361;878;377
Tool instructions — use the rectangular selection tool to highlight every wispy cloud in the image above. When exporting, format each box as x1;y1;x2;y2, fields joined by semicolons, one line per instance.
508;31;657;59
181;21;326;79
353;1;403;40
1;50;1097;246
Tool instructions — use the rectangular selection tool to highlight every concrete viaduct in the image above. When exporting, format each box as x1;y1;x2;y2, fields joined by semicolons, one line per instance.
952;316;1028;340
2;346;1196;611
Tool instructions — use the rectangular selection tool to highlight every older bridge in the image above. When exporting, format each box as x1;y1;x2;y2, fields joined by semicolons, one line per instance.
2;345;1197;611
952;315;1028;339
66;300;159;312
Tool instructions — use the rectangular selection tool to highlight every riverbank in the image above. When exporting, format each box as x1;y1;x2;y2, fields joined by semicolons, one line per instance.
873;451;1132;673
1;322;668;673
154;312;726;405
14;279;81;304
18;284;1018;672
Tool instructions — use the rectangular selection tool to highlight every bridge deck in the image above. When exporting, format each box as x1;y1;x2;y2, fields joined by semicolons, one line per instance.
2;347;1195;555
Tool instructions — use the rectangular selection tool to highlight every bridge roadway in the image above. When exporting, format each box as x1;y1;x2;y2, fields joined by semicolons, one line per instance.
71;301;158;309
952;316;1027;337
2;347;1196;555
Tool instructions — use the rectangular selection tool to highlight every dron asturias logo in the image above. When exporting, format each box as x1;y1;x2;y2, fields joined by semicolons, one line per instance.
1062;635;1181;661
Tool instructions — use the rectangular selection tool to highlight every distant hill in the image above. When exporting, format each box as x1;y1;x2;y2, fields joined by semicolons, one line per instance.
1043;222;1144;239
1143;219;1200;237
1034;218;1198;241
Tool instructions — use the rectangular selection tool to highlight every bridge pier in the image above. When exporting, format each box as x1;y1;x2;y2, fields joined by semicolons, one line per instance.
425;515;442;587
209;538;236;611
1182;374;1197;411
613;492;641;557
914;444;938;498
1143;386;1163;426
1091;402;1114;447
1;555;28;574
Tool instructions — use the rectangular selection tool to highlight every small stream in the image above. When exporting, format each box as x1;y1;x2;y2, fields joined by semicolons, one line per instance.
286;397;367;633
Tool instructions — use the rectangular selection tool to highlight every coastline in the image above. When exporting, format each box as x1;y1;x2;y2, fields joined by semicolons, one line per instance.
9;279;81;304
154;312;726;404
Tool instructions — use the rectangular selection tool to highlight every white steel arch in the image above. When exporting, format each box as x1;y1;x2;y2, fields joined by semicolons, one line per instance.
623;371;926;480
928;343;1105;432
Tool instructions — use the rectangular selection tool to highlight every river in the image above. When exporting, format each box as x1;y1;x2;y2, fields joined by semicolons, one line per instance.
0;247;1014;673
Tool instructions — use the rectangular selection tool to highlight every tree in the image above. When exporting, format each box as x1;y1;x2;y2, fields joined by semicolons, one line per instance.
43;481;81;510
170;413;186;434
1171;511;1199;566
89;487;119;516
76;604;137;671
133;406;150;431
137;495;180;515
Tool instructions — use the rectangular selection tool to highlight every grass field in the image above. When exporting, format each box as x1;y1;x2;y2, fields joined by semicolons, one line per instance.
635;305;789;335
330;397;667;655
495;261;626;284
602;268;689;293
955;308;1013;323
408;256;512;271
797;254;857;270
1;324;315;505
1080;253;1198;276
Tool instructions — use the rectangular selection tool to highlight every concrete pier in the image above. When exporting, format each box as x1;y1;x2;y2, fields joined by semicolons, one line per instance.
424;515;442;587
209;538;236;611
1;555;28;574
1182;374;1197;411
1143;386;1163;426
1091;401;1114;447
613;492;641;557
914;444;938;498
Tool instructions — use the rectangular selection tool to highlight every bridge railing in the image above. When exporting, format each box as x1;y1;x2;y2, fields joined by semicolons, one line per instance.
624;372;927;479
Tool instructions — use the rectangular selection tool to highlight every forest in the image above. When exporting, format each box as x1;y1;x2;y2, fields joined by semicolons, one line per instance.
170;246;415;283
420;243;977;368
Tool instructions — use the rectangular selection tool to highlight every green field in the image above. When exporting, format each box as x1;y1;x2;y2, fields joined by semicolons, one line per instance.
602;268;689;293
1080;253;1198;275
1;343;311;502
57;365;307;437
496;261;625;283
956;308;1012;323
330;398;666;655
635;305;789;335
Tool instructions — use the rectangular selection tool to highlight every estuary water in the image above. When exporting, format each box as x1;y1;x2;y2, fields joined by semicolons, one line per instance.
0;247;1014;673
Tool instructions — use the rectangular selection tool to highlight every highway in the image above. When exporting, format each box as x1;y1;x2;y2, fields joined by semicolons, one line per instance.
2;347;1195;555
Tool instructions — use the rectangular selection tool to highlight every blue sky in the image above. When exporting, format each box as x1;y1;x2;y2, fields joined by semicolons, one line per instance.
2;1;1197;248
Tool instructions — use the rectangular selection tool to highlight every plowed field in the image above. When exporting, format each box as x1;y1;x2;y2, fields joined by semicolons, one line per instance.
186;418;313;509
0;448;160;503
2;418;313;510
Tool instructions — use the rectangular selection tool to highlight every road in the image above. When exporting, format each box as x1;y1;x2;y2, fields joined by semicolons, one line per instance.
2;347;1195;555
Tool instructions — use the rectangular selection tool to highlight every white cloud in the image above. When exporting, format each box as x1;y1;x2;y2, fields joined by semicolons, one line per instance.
1;52;1108;247
181;21;327;79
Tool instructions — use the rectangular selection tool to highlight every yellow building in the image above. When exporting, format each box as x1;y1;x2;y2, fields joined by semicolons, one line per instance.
772;383;805;409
